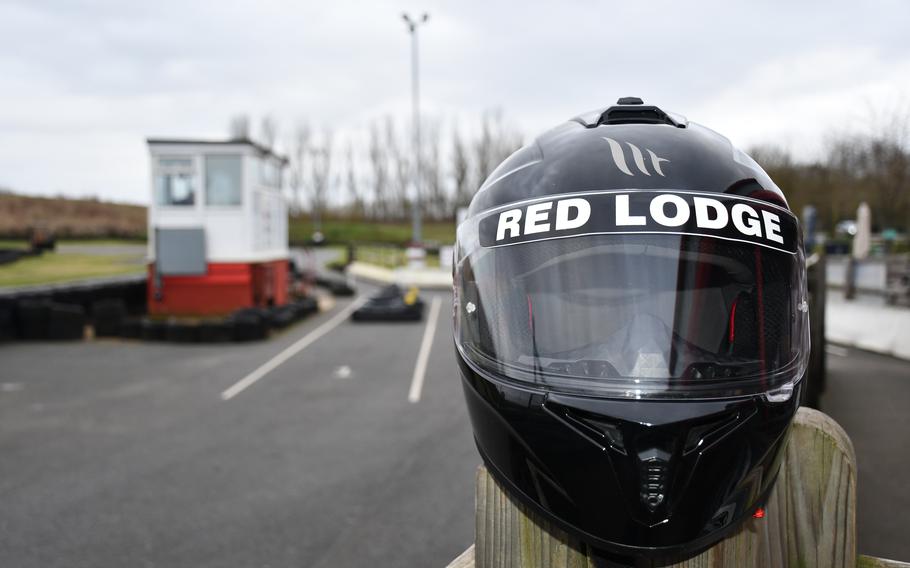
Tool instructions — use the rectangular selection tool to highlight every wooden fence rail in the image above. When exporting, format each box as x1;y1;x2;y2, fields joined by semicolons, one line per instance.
447;408;910;568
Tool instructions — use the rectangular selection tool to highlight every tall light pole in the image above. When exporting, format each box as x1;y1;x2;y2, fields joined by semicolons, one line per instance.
402;12;429;245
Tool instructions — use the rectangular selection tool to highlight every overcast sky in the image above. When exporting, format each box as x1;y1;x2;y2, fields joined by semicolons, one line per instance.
1;0;909;204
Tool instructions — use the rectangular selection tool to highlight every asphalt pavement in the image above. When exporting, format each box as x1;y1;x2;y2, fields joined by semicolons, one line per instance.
0;285;477;567
1;283;909;566
821;344;910;562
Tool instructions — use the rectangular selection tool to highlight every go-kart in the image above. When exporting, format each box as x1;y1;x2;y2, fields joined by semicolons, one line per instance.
351;284;424;322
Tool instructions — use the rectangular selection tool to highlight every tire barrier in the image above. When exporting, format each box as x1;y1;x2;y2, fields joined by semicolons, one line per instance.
198;320;233;343
90;298;127;337
268;305;298;330
119;318;141;339
229;310;269;342
47;303;86;341
165;320;199;344
12;299;87;341
0;279;320;343
17;299;51;340
0;300;17;341
114;303;318;344
292;297;319;318
140;318;167;341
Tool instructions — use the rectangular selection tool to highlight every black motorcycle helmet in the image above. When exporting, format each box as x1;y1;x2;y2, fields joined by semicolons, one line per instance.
453;98;809;563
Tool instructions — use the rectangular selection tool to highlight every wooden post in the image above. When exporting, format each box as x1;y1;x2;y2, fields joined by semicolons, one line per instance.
447;408;910;568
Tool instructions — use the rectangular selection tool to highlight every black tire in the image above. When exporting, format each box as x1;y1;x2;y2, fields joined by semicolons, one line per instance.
198;320;233;343
16;299;51;340
269;306;297;329
0;300;18;341
165;321;199;343
91;298;127;337
230;310;268;342
52;284;95;312
118;317;142;339
47;303;86;341
121;281;148;314
140;318;167;341
293;297;319;319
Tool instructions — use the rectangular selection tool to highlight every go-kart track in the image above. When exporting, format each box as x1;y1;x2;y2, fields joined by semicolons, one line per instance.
1;280;909;566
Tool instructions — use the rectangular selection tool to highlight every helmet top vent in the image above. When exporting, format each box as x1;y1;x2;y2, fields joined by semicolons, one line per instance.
597;98;686;128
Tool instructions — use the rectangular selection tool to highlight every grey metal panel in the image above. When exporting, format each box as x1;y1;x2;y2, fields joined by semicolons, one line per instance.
156;227;206;276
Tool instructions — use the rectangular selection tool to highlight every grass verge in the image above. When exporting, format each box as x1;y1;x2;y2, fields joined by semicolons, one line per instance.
290;217;455;245
0;253;145;287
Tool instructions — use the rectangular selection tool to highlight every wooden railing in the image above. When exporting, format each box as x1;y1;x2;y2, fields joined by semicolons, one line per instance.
447;408;910;568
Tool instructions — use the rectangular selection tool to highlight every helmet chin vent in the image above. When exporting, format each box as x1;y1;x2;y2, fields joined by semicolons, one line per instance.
638;448;671;513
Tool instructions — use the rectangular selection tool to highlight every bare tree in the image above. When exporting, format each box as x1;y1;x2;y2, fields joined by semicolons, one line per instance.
229;114;250;140
420;118;446;220
344;141;364;217
860;105;910;230
368;122;389;220
472;109;522;191
451;128;472;209
385;116;410;220
308;129;334;233
287;121;312;215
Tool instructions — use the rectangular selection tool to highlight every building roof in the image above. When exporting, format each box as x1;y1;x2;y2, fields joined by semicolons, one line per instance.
146;137;289;166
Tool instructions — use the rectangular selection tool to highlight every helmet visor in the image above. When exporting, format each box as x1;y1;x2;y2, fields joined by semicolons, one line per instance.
454;191;809;400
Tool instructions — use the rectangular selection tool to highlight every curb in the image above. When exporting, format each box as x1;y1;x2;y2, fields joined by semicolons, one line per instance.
346;261;452;290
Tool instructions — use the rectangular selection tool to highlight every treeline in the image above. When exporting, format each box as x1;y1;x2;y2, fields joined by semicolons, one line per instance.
241;107;910;233
749;108;910;233
231;110;523;222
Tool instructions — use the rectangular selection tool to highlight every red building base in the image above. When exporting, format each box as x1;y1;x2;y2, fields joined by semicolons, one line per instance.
148;259;289;316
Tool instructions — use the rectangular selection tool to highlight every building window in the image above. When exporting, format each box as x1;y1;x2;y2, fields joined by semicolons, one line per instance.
205;155;243;206
258;157;281;188
155;157;195;206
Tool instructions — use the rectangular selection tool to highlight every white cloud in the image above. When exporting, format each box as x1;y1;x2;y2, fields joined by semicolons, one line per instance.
0;0;908;203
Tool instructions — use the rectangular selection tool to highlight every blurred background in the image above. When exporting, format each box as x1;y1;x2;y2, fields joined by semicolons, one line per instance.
1;1;909;566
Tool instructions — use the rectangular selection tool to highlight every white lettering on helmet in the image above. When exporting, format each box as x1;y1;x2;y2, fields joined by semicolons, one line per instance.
649;194;690;227
496;208;522;241
555;198;591;231
731;203;762;237
616;194;646;226
489;192;791;251
524;202;553;235
762;210;784;244
693;196;729;229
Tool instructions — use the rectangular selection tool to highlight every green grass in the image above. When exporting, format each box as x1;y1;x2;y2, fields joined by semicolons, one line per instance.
0;252;145;287
0;238;146;250
0;239;28;249
351;246;440;269
289;217;455;245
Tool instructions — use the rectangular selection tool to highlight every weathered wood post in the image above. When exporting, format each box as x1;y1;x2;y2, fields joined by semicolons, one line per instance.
447;408;910;568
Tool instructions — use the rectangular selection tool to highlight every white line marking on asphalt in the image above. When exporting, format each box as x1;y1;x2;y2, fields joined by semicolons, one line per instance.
220;297;366;401
825;344;849;357
333;365;352;379
408;296;443;403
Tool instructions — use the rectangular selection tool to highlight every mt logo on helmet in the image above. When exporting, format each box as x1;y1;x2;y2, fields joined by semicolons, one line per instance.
602;137;670;177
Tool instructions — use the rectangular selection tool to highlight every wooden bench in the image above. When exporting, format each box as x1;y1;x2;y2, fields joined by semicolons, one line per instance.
447;408;910;568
